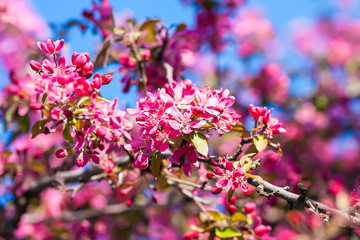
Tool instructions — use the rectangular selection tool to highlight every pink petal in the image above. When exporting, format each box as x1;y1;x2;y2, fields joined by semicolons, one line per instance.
189;120;206;129
55;39;64;51
159;141;169;152
168;129;181;139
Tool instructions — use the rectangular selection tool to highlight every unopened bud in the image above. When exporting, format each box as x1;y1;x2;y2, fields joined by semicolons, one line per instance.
29;60;42;72
55;149;67;158
228;204;237;214
96;126;107;138
29;102;43;111
142;49;151;60
101;74;113;85
206;171;216;180
211;187;222;195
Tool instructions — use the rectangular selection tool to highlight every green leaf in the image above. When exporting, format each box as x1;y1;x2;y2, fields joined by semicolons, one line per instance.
169;136;182;150
27;162;45;172
206;210;227;221
31;119;50;138
150;152;161;180
190;133;208;156
230;212;248;222
245;144;258;155
20;114;30;132
227;189;235;203
139;19;162;31
5;105;17;123
41;93;48;103
215;227;242;238
62;124;73;143
253;135;268;152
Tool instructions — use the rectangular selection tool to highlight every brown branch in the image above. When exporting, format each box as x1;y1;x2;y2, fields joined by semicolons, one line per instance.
246;178;360;228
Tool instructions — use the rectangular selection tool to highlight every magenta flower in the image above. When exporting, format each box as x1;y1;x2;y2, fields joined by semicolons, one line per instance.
168;142;198;176
37;39;64;55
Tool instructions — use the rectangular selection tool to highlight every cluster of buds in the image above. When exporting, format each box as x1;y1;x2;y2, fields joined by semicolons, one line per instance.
248;104;286;139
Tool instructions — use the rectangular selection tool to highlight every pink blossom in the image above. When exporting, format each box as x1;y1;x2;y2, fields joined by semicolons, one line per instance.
37;39;64;55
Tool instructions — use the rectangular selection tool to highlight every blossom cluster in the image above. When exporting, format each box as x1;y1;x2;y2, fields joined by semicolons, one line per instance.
248;104;286;139
207;157;249;195
125;80;240;175
29;39;132;170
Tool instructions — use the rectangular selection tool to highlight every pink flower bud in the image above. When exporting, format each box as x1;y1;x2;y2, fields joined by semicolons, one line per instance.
206;171;216;180
76;131;85;140
254;225;271;237
98;143;105;151
183;232;193;239
101;74;113;85
50;107;62;121
72;52;89;67
76;157;85;167
128;58;137;68
96;126;107;138
29;102;43;111
228;204;237;214
244;202;256;213
29;60;42;72
91;73;102;89
229;196;237;204
210;187;222;195
142;49;151;60
126;199;132;207
63;109;73;118
55;149;68;158
118;52;130;65
192;231;200;239
82;62;93;72
184;79;193;90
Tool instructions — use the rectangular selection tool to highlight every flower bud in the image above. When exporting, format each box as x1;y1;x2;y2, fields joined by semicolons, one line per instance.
76;157;85;167
101;74;113;85
206;171;216;180
118;52;129;65
210;187;222;195
128;58;137;68
183;232;193;239
126;199;132;207
228;204;237;214
142;49;151;60
55;149;68;158
192;231;200;239
229;196;237;204
184;79;193;90
50;107;62;121
96;126;107;138
244;202;256;214
29;102;43;111
29;60;42;72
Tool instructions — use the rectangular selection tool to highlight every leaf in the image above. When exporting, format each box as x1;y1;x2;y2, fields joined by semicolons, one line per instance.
244;173;263;181
232;122;245;131
41;93;48;103
243;161;252;173
27;162;45;173
215;227;242;238
169;136;182;150
176;23;187;32
253;135;268;152
239;153;255;166
31;119;50;138
63;124;73;143
150;152;161;180
74;120;84;132
206;210;227;221
139;19;162;31
190;133;208;156
20;114;30;132
227;189;235;203
230;212;248;222
5;105;16;123
245;144;258;155
251;123;265;131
